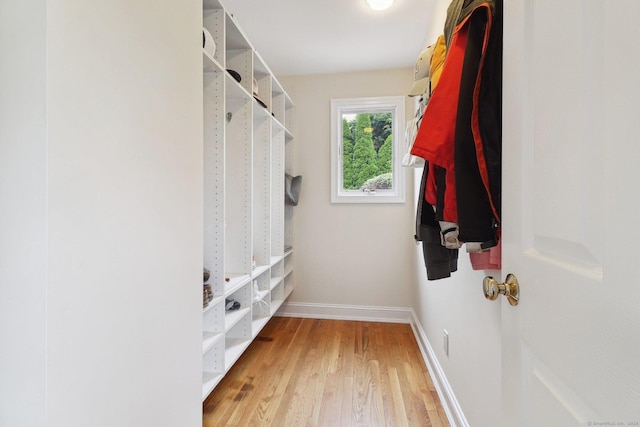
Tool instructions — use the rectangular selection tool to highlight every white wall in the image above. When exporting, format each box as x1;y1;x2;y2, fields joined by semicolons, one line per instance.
280;69;416;310
412;166;502;427
0;1;48;424
0;0;203;425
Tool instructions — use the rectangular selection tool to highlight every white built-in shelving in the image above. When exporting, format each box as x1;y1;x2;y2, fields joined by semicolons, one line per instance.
201;0;296;401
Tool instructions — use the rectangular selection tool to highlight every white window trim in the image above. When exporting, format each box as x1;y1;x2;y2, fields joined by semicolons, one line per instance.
330;96;406;204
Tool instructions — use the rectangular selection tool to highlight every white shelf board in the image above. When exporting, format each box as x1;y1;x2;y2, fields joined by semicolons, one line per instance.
225;12;251;50
203;51;223;74
254;98;270;114
253;50;273;77
283;285;293;300
224;274;251;296
203;0;223;11
272;78;284;95
252;316;270;338
224;337;252;371
270;276;283;290
271;297;285;315
225;74;251;101
285;93;294;108
272;116;285;133
202;331;223;354
252;289;269;304
270;256;283;266
252;264;270;279
224;306;250;331
202;371;224;401
284;267;293;279
203;302;215;315
203;295;224;314
285;128;294;142
284;248;294;257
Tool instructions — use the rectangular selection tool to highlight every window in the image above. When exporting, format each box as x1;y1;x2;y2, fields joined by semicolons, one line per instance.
331;96;405;203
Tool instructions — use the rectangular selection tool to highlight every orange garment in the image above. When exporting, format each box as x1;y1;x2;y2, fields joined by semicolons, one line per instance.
429;35;446;90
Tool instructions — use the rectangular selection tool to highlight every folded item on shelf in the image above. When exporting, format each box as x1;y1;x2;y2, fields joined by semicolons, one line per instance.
225;298;241;311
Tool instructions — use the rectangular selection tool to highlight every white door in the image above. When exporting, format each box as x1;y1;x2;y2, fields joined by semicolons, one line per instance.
501;1;640;425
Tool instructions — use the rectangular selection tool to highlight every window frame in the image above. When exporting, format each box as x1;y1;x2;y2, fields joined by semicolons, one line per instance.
330;96;406;204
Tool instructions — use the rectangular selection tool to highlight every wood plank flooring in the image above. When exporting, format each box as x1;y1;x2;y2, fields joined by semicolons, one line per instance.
202;317;449;427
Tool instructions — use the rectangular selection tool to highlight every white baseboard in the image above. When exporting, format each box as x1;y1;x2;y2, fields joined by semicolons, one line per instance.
274;302;466;426
275;301;412;323
410;310;469;427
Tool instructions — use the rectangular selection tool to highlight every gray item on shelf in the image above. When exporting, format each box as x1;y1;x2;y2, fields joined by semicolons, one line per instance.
225;298;241;311
203;268;210;283
285;173;302;206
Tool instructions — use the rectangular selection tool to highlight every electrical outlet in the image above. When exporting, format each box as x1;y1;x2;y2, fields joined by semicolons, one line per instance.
443;330;449;357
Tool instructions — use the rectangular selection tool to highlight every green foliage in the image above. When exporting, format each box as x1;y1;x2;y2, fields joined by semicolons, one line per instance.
376;134;393;174
351;114;378;188
370;113;392;151
341;112;393;190
360;173;393;191
342;119;355;188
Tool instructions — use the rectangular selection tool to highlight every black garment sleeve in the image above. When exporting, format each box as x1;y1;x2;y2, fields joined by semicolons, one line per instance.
454;7;498;247
416;163;459;280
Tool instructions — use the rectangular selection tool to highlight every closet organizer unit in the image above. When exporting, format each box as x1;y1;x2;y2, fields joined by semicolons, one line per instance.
202;0;296;401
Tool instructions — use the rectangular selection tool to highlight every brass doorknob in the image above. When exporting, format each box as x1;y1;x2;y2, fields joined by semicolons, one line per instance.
483;274;520;306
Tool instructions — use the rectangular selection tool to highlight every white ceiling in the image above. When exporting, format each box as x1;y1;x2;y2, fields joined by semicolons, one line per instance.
222;0;437;76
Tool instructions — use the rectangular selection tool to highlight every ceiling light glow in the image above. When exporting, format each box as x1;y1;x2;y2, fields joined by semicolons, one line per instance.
365;0;395;11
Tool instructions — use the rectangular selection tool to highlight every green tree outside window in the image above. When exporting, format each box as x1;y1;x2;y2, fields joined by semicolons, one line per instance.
341;112;392;190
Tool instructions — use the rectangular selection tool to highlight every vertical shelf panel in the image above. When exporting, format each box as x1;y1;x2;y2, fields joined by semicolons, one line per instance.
226;49;253;95
202;337;224;400
225;13;252;95
271;78;286;125
204;68;225;295
283;93;295;294
270;281;285;315
284;94;295;137
224;94;252;276
253;111;271;267
251;270;271;337
203;298;224;348
254;52;272;113
284;132;294;251
270;260;284;290
203;7;225;67
271;128;285;257
224;314;252;371
284;251;294;300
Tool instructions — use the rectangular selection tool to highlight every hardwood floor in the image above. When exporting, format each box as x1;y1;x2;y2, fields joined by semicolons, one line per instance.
202;317;449;427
